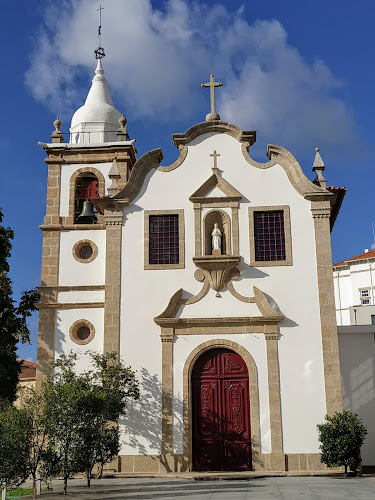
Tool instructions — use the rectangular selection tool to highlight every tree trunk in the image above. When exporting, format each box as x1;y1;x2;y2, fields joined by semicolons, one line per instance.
98;462;103;479
32;476;36;500
63;475;68;495
345;464;348;477
86;471;91;488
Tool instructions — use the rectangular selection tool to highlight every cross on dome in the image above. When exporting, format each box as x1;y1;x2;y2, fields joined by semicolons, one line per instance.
201;74;223;122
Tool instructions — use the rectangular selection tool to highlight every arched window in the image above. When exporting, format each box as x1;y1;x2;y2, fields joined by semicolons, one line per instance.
74;173;99;224
203;210;231;256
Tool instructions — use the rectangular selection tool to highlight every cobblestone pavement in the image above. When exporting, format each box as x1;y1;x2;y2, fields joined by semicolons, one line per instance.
19;476;375;499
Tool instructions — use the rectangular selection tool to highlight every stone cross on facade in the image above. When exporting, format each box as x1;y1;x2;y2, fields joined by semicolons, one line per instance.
201;74;223;121
210;150;220;172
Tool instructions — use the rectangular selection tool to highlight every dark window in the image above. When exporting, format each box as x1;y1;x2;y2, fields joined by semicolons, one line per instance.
79;245;93;260
77;326;90;341
254;210;286;261
149;214;179;265
371;315;375;325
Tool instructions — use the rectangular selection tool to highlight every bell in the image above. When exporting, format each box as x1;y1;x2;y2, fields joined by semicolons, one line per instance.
78;200;96;220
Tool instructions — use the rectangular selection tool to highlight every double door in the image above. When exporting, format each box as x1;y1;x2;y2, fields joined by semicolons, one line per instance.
192;348;251;471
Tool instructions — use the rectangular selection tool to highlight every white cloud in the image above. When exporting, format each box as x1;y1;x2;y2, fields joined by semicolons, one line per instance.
25;0;360;155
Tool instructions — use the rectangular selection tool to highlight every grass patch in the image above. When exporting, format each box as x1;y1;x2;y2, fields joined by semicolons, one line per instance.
6;488;33;499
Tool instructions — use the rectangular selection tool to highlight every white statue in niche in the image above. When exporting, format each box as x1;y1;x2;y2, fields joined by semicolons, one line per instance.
211;223;222;253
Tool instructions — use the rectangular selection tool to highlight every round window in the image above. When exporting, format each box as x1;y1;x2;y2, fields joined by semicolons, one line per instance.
72;240;98;263
69;320;95;345
77;326;90;341
79;245;93;260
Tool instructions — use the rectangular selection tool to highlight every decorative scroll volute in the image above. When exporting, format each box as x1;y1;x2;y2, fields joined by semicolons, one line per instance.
192;256;240;297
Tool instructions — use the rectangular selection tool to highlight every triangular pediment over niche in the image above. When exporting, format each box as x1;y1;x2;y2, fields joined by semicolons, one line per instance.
189;171;242;203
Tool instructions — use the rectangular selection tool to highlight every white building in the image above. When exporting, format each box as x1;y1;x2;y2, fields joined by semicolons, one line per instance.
334;250;375;470
36;58;347;473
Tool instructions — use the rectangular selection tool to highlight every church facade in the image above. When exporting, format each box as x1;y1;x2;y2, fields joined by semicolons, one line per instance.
36;60;345;473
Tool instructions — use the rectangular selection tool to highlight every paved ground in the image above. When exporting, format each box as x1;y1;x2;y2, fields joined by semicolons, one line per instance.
19;476;375;499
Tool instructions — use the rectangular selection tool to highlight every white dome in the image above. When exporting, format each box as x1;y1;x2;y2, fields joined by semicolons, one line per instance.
70;59;122;134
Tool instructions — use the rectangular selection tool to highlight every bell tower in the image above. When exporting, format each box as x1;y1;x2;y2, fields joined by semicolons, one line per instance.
36;56;137;384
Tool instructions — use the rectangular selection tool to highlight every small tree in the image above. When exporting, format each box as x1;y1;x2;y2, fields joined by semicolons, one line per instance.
43;351;139;494
317;410;368;476
0;402;31;487
19;388;49;500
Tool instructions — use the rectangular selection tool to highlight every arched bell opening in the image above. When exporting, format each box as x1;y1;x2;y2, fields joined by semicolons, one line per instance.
203;209;231;256
74;173;99;224
191;348;251;471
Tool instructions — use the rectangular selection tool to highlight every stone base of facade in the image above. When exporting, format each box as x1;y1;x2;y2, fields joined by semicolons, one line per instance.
114;453;331;473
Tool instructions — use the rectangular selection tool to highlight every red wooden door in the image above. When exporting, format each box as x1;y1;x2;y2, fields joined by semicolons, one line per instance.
192;348;251;471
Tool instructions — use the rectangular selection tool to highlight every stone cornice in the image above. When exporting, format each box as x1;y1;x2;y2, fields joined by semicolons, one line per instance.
172;121;256;148
96;149;163;212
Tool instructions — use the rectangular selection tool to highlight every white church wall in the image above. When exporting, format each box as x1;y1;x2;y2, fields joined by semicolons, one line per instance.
57;290;105;303
54;307;104;371
59;162;112;217
118;132;327;457
58;230;106;286
339;331;375;465
172;333;271;454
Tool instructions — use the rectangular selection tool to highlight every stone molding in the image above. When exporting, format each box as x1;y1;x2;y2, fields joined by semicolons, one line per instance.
157;145;188;172
39;285;105;292
311;204;343;415
116;452;330;473
241;143;333;202
248;205;292;267
37;302;104;310
113;149;163;203
144;209;185;270
103;221;122;354
72;239;98;263
40;223;106;231
172;121;256;148
69;319;96;345
154;287;284;331
181;339;261;471
67;166;106;225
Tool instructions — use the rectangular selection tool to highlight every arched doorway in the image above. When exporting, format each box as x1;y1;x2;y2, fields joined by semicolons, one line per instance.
192;348;251;471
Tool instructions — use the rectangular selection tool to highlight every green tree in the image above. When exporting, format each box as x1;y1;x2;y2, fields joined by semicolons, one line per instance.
43;352;139;494
0;402;31;487
317;410;368;476
0;207;39;402
76;352;139;486
18;388;49;500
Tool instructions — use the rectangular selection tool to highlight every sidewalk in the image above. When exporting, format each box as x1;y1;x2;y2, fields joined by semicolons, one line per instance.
20;475;375;499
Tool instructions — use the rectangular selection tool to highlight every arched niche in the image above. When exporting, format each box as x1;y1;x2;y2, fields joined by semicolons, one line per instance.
203;209;231;256
74;172;99;224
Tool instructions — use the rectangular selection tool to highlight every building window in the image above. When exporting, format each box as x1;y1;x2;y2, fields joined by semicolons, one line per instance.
72;240;98;263
254;210;285;262
248;206;292;267
360;288;371;305
144;210;185;269
69;320;95;345
149;214;179;264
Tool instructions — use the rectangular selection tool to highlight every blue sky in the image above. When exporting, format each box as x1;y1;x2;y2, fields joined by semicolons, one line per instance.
2;0;375;361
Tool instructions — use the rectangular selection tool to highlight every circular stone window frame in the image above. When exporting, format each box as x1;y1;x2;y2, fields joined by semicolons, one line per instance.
72;239;98;264
69;319;95;346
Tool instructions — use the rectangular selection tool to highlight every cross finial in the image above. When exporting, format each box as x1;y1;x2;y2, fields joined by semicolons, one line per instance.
95;5;105;59
201;74;223;121
210;150;220;172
